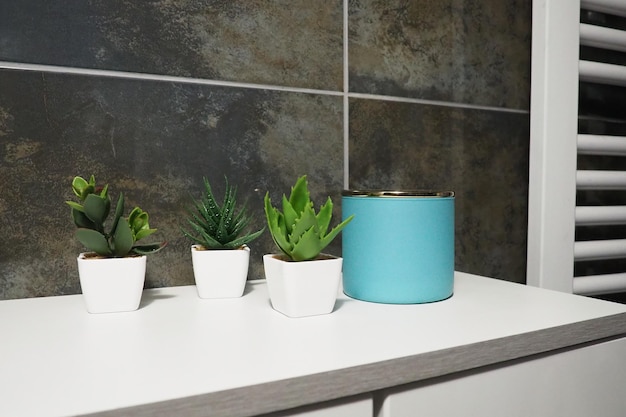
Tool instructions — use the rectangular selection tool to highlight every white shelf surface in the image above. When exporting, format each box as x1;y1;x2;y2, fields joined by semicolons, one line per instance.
1;272;626;417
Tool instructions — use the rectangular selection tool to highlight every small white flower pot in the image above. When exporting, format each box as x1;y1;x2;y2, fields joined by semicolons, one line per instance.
263;254;343;318
191;244;250;298
77;253;146;314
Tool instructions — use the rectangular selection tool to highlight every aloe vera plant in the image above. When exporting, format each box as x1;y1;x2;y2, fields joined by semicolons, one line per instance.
182;177;264;249
66;175;166;257
264;175;354;261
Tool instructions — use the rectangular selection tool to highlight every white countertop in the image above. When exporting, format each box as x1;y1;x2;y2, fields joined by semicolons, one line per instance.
1;272;626;417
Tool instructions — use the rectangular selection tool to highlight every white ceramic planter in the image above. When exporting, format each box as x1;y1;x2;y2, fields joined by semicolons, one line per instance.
191;245;250;298
77;253;146;314
263;254;343;318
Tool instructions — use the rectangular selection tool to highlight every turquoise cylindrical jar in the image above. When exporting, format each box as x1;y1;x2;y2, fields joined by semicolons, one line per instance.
341;190;455;304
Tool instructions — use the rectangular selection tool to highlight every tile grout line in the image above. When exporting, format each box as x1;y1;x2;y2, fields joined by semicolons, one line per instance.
343;0;350;189
0;62;530;116
0;61;344;97
0;59;530;114
348;92;529;114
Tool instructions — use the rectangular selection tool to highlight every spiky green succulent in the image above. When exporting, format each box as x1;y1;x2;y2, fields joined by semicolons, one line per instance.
264;175;354;261
182;177;264;250
66;175;166;257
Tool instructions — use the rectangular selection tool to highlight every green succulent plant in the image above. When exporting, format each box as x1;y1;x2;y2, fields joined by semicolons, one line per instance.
182;177;264;250
264;175;354;261
66;175;167;257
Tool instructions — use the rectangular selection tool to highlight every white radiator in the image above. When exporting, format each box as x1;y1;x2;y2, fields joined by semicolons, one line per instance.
576;205;626;225
529;0;626;296
581;0;626;18
577;1;626;295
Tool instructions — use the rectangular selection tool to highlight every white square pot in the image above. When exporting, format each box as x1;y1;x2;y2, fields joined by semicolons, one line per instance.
263;254;343;318
191;245;250;298
77;253;146;314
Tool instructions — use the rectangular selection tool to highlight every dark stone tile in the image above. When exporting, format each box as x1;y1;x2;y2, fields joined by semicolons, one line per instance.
0;69;343;300
0;1;343;91
348;0;531;109
581;8;626;31
348;98;530;283
579;82;626;124
579;117;626;137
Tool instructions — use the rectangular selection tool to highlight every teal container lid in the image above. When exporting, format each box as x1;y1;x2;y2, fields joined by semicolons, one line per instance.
342;190;454;198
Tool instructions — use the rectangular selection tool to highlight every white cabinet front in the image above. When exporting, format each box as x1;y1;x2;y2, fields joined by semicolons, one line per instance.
265;394;373;417
378;337;626;417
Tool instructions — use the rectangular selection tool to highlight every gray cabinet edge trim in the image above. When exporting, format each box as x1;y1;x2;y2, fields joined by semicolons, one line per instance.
80;312;626;417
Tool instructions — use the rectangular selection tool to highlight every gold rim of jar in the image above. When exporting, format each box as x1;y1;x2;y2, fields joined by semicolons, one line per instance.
342;190;454;198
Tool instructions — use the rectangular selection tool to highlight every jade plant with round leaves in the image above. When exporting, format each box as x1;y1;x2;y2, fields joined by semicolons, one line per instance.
66;175;167;257
264;175;354;261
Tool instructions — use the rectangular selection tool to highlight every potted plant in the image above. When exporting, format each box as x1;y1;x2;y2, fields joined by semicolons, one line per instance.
181;177;264;298
263;175;354;317
66;175;166;313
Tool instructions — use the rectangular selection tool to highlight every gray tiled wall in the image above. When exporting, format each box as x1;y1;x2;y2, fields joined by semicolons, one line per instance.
0;0;531;300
